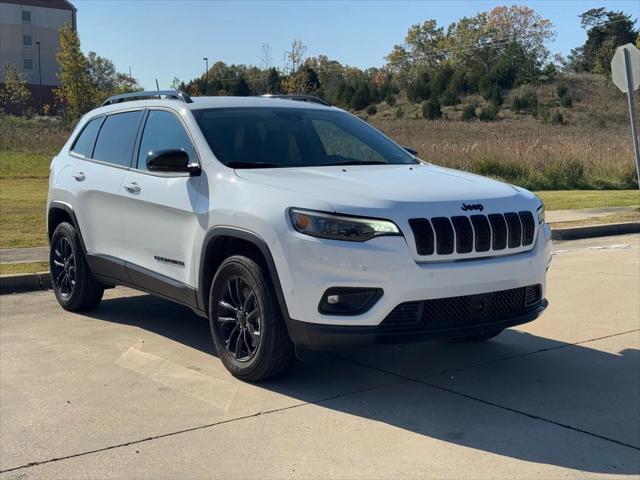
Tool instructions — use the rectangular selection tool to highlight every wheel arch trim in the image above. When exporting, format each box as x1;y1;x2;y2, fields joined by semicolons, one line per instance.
197;227;291;322
48;201;87;254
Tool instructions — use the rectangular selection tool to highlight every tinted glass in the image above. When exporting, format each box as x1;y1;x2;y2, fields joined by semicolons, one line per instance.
93;111;143;167
137;110;194;170
71;117;102;158
192;108;415;168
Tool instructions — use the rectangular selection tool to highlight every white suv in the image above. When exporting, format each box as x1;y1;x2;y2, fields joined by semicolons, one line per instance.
47;91;551;381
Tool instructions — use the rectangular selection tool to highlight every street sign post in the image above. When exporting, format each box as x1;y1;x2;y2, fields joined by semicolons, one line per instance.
611;43;640;188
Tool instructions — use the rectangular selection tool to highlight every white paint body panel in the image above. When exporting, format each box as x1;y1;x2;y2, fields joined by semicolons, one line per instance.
47;96;551;328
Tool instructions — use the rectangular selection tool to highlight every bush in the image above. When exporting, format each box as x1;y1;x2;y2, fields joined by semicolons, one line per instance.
461;104;476;121
545;110;565;125
556;84;573;108
556;84;568;98
366;104;377;116
512;89;538;114
560;93;573;107
395;105;404;119
478;104;500;121
422;98;442;120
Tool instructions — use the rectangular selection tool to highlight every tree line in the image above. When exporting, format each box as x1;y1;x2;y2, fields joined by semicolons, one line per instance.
1;5;637;120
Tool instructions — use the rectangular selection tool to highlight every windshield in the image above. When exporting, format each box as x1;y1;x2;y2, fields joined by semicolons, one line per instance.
192;107;416;168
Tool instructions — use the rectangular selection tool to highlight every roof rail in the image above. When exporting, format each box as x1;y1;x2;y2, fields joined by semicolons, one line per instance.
259;94;330;106
102;90;193;106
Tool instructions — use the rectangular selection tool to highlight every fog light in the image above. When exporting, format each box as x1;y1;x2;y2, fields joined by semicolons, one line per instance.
327;295;340;304
319;287;383;315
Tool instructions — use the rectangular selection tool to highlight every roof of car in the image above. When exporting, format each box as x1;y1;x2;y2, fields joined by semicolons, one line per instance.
94;93;335;117
188;96;333;110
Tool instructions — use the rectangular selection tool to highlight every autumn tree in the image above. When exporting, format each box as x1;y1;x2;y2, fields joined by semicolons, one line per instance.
55;23;94;119
0;63;33;115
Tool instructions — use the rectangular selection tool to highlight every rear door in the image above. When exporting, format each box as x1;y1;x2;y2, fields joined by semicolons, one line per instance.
71;110;144;272
120;108;202;291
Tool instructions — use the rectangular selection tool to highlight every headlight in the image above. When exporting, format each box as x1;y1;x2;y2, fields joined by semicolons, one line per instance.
289;208;401;242
537;204;545;224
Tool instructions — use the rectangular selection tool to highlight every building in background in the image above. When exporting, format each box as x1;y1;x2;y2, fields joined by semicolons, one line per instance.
0;0;76;113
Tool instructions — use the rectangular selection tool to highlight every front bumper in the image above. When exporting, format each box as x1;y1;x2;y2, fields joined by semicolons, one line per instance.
279;223;552;327
288;300;548;348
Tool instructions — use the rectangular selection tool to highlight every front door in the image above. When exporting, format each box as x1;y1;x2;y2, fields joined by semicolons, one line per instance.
120;109;202;294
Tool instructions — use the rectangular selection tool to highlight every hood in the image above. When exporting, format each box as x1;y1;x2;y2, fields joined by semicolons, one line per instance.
235;164;531;214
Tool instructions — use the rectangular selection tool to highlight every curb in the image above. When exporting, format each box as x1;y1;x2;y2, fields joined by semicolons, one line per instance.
550;222;640;241
0;271;51;294
1;223;638;295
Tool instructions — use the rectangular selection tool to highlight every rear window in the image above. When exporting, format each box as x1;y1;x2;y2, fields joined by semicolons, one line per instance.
93;110;144;167
192;107;415;168
71;117;102;158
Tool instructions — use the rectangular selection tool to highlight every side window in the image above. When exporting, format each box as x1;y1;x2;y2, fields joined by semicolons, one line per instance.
137;110;195;170
93;111;143;167
71;117;102;158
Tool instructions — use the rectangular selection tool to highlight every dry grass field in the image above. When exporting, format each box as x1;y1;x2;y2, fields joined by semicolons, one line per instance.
371;74;638;190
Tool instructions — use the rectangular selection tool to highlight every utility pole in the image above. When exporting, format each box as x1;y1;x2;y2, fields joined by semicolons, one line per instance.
35;41;43;115
203;57;209;95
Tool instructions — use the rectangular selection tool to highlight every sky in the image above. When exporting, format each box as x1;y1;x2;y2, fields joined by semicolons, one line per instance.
73;0;640;90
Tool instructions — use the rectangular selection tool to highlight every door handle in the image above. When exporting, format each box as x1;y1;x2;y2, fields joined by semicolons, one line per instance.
72;172;85;181
123;182;141;193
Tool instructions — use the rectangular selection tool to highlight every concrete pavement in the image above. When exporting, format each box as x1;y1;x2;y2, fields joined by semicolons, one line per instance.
0;234;638;479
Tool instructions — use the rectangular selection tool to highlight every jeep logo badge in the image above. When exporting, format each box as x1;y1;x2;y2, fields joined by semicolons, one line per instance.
461;203;484;212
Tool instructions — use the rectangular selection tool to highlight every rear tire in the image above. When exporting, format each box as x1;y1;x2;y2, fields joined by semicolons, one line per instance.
209;255;294;381
50;222;103;311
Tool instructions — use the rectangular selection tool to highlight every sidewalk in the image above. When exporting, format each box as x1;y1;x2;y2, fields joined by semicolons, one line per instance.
0;207;638;265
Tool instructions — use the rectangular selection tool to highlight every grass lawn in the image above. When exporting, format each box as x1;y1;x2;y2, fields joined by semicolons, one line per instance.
0;261;48;275
0;177;48;248
0;151;52;178
536;190;639;210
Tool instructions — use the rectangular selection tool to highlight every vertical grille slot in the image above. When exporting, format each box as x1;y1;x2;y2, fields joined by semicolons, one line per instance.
504;213;522;248
451;216;473;253
525;285;542;306
488;214;507;250
519;211;535;246
431;217;454;255
408;218;434;255
470;215;491;252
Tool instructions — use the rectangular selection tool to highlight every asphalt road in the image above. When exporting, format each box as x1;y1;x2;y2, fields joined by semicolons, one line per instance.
1;234;638;479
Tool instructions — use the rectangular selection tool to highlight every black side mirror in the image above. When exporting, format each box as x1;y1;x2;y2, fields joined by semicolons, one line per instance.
403;146;418;156
146;149;200;175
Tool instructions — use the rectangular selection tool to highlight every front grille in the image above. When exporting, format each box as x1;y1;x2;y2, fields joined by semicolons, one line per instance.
409;211;536;256
380;285;542;332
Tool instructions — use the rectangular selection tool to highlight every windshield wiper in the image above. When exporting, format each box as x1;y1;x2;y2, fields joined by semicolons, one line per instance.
226;161;281;169
317;160;388;166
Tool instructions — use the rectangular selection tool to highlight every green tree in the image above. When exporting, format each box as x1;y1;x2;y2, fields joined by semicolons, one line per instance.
55;23;95;119
572;9;638;73
0;63;33;115
266;67;282;93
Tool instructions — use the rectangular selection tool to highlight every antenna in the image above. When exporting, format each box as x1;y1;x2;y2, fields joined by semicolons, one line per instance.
155;79;160;91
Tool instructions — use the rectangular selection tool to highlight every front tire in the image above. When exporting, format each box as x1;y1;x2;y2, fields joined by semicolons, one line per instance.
50;222;103;311
209;255;294;381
